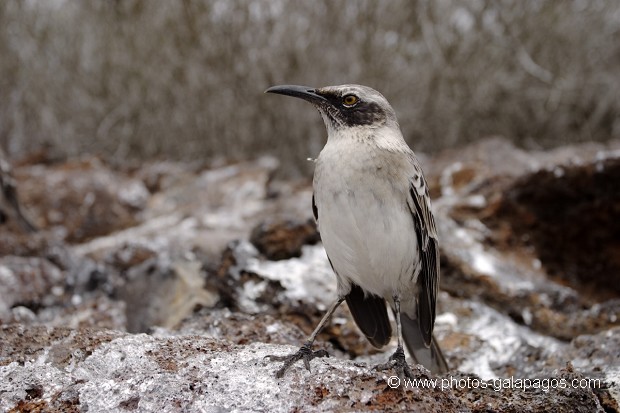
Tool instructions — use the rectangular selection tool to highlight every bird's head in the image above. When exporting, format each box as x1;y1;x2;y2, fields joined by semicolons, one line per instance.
265;84;399;135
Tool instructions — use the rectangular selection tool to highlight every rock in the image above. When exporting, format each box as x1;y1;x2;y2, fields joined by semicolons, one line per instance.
431;137;620;341
566;327;620;412
15;157;148;242
449;364;606;413
171;308;308;347
0;325;609;413
488;156;620;299
1;143;619;411
0;256;65;317
144;156;280;226
250;218;320;261
73;157;311;262
0;252;127;331
118;256;218;333
0;147;37;234
133;160;203;194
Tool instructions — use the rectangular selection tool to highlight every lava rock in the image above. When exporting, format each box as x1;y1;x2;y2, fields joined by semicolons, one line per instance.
16;157;149;243
250;218;320;260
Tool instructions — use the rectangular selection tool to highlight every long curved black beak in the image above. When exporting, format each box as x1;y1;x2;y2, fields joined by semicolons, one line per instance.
265;85;327;104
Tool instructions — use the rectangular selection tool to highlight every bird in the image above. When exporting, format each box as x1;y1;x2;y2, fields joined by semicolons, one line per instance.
265;84;448;379
0;147;37;233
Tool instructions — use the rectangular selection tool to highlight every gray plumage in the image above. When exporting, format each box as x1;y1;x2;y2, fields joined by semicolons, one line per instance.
266;84;447;377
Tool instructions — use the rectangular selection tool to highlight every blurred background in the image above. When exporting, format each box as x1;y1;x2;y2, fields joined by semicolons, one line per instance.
1;0;619;176
1;4;620;408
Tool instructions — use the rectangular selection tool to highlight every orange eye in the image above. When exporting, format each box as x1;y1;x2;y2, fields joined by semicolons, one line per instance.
342;95;359;107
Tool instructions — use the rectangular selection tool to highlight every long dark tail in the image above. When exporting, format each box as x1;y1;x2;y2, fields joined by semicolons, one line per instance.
345;284;392;348
401;313;449;374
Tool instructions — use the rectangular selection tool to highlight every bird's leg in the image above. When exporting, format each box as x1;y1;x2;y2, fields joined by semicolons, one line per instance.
267;296;345;378
375;296;415;380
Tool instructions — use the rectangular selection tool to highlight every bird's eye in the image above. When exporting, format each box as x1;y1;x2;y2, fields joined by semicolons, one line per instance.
342;95;359;107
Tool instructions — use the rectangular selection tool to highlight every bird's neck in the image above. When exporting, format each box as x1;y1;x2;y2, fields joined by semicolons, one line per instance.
325;123;409;153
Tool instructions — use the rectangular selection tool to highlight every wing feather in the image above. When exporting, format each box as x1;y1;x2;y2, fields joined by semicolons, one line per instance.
406;158;440;347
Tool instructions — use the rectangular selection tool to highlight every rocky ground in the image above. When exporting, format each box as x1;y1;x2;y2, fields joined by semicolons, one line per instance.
0;137;619;412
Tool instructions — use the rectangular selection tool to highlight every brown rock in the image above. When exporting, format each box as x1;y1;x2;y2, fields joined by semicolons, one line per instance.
250;218;320;261
16;157;148;243
431;138;620;343
488;157;620;301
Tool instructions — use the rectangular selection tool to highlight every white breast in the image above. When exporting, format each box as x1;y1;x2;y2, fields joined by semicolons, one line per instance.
313;138;420;299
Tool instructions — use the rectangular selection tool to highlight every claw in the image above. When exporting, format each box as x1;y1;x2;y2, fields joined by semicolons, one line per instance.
375;347;416;383
266;342;330;378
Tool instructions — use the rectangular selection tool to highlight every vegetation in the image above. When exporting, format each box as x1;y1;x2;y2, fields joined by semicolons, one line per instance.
1;0;618;175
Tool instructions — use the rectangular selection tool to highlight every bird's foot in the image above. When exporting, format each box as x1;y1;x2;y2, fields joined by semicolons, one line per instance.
266;342;329;378
375;347;415;382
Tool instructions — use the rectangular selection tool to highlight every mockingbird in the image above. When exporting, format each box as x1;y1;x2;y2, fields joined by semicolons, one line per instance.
266;84;448;379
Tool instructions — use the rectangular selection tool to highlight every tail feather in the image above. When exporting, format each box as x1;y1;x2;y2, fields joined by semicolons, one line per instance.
401;313;448;374
345;283;392;348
